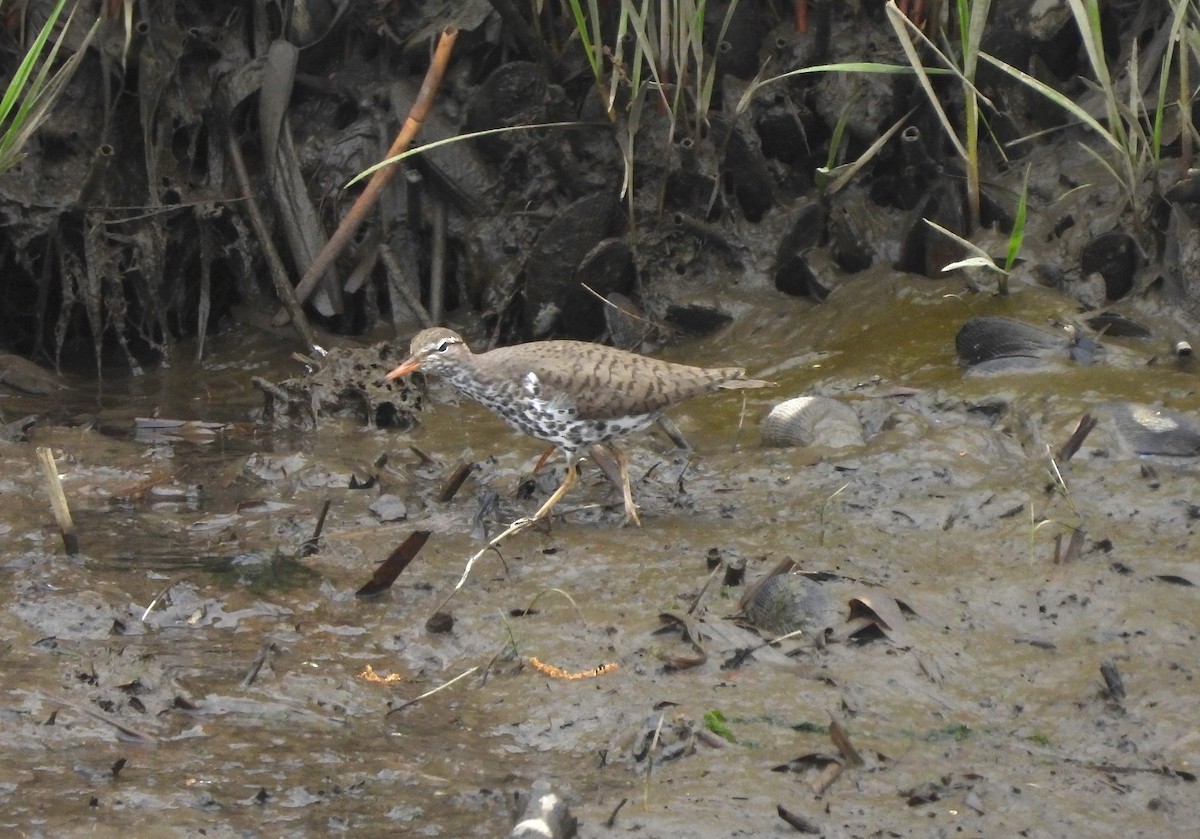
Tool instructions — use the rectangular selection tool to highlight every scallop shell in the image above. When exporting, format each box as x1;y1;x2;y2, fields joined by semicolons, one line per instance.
760;396;864;448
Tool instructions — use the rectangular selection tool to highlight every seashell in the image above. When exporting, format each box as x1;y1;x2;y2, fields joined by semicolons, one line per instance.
741;573;833;636
829;204;873;274
663;304;732;336
561;237;634;338
963;356;1059;376
524;193;625;337
955;316;1072;365
466;61;548;134
1085;312;1152;339
761;396;864;448
1081;230;1139;301
709;114;774;221
1109;403;1200;457
773;202;830;300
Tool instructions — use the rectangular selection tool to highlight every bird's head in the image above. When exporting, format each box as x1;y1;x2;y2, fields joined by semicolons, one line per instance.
384;327;468;381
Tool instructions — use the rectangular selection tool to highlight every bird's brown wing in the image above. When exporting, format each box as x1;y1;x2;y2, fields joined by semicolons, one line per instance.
488;341;744;420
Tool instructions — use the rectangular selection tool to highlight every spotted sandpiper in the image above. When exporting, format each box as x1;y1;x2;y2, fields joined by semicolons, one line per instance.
385;327;774;525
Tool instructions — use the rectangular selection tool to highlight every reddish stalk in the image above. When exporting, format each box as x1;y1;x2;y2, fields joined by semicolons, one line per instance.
289;26;459;309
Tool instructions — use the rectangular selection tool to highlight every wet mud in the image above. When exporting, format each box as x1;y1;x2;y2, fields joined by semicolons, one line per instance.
3;267;1198;838
2;3;1199;836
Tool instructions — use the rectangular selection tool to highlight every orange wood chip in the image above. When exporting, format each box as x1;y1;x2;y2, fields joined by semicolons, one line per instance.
528;657;618;680
359;664;404;683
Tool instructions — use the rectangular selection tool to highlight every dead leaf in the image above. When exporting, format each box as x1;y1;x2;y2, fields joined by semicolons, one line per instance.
656;612;709;669
847;589;914;646
828;714;864;768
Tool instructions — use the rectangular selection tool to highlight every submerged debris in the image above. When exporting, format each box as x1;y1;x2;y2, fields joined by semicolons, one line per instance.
252;343;419;429
510;780;578;839
1109;403;1200;457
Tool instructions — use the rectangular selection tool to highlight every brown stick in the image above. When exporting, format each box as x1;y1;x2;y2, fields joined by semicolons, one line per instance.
434;461;475;503
226;132;317;351
36;447;79;555
290;25;459;309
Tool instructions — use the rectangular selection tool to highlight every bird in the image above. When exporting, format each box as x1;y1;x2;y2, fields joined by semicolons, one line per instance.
385;327;774;525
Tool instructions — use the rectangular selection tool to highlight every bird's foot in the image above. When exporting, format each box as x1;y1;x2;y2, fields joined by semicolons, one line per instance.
594;443;641;527
621;503;642;528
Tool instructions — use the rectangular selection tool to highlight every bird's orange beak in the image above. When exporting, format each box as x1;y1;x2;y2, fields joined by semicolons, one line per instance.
384;358;422;381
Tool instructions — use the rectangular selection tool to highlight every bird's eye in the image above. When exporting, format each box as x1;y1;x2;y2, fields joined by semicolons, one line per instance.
436;341;451;353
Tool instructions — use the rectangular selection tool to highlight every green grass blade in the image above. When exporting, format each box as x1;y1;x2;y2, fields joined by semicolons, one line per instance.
824;100;854;171
961;0;991;79
0;0;71;125
1004;165;1030;272
345;121;593;186
979;52;1125;155
564;0;601;80
885;1;967;161
1065;0;1128;150
1075;140;1135;205
822;105;916;194
737;62;928;114
1;1;100;174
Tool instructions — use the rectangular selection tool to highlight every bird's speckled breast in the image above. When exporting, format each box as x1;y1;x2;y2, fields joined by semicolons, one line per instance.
447;368;655;455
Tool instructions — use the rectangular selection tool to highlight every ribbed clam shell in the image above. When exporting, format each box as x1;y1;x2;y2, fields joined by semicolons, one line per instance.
1110;403;1200;456
1085;312;1152;339
741;574;832;636
963;355;1059;376
760;396;864;448
955;316;1070;365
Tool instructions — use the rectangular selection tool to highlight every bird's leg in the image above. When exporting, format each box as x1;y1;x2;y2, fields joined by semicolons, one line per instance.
589;443;641;526
515;444;558;504
611;445;640;527
531;444;556;474
531;461;579;521
655;416;692;453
